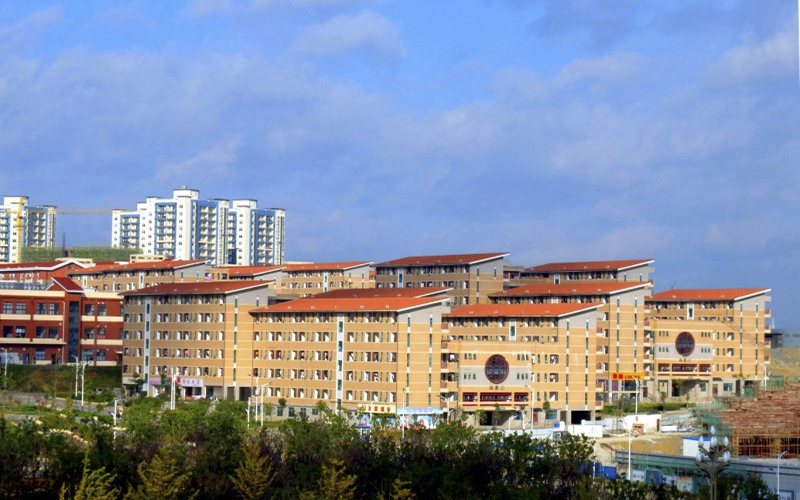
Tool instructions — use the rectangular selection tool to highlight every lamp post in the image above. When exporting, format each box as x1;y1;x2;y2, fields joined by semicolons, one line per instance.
72;355;79;404
777;450;789;495
80;361;88;411
1;347;7;388
628;429;639;480
695;425;732;500
529;387;534;430
247;396;252;428
260;383;267;426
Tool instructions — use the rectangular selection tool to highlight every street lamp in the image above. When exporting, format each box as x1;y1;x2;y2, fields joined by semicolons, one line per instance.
777;450;789;495
79;361;88;411
628;429;639;480
1;347;8;388
71;355;79;403
695;425;732;500
529;387;534;430
260;383;267;426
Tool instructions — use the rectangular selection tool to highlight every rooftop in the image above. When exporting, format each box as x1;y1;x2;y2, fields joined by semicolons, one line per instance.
526;259;654;273
445;303;600;318
649;288;771;302
491;281;652;298
375;252;509;267
251;296;448;313
122;280;270;296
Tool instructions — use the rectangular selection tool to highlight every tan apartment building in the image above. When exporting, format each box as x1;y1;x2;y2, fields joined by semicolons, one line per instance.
441;303;600;425
120;280;275;399
646;288;771;403
209;261;373;299
375;253;509;306
277;262;373;298
248;296;450;417
0;277;123;366
69;259;210;293
514;259;655;287
489;282;653;406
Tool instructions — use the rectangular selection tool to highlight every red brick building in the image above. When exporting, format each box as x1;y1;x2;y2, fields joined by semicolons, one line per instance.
0;277;123;366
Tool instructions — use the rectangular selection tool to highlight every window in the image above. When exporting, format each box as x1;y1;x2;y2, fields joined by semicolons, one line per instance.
35;348;46;361
15;326;25;338
36;326;46;338
1;303;12;314
484;355;509;384
84;304;95;316
15;302;25;314
84;328;95;340
98;304;107;316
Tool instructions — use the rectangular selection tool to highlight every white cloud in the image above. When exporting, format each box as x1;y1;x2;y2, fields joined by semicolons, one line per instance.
0;5;62;51
555;52;648;87
187;0;233;18
153;138;242;186
710;26;795;83
250;0;368;9
289;10;404;62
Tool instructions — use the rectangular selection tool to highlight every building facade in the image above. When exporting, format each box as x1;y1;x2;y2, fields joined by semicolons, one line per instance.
645;288;772;402
0;196;57;263
69;259;210;293
515;259;655;286
442;303;601;425
489;282;653;406
111;187;285;267
120;280;275;399
249;296;450;416
0;277;123;366
375;253;509;306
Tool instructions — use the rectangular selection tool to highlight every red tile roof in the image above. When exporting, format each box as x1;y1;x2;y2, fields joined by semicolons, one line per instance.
282;261;373;272
49;277;84;293
213;265;285;277
311;287;452;299
69;259;207;275
375;253;509;267
445;303;599;318
250;296;448;313
123;280;271;296
0;259;93;272
491;282;652;297
649;288;770;302
526;259;654;273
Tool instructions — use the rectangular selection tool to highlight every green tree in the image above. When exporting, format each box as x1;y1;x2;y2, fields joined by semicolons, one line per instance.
230;438;276;500
124;445;197;500
316;457;356;500
59;455;120;500
189;400;247;498
387;477;414;500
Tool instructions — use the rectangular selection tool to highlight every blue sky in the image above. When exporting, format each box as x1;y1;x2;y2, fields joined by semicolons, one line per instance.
2;1;799;325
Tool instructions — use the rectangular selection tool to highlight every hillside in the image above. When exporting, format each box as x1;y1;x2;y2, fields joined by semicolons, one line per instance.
768;348;800;378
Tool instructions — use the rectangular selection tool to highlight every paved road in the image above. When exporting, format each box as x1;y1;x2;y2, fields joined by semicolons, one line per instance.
0;390;105;413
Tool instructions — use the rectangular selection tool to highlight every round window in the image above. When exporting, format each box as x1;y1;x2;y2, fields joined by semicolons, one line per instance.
485;354;509;384
675;332;695;357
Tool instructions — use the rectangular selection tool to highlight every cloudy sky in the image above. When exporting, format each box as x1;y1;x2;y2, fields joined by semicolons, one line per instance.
2;1;799;325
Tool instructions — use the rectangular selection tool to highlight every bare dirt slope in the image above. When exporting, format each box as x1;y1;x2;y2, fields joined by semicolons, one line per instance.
768;348;800;378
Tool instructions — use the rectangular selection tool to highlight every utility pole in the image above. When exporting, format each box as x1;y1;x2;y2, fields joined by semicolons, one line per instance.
80;361;87;411
1;348;7;389
72;356;79;404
